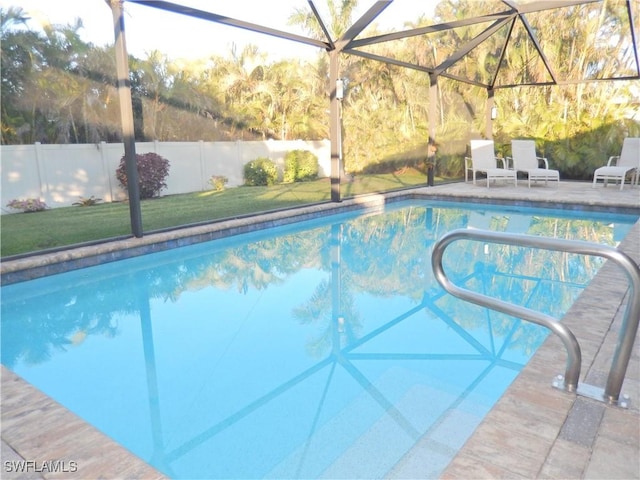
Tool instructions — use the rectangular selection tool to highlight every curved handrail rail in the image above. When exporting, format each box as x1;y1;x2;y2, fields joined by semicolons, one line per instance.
431;228;640;404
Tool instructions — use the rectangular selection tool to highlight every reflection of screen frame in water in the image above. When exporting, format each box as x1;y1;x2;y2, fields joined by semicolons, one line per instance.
2;200;638;479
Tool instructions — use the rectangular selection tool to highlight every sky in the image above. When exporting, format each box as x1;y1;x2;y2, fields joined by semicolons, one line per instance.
2;0;439;62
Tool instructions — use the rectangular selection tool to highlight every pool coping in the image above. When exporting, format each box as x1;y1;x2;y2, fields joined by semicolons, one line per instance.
2;182;639;479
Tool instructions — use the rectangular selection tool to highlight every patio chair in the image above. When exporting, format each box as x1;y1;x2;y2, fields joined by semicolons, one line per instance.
465;139;517;188
510;140;560;188
592;137;640;190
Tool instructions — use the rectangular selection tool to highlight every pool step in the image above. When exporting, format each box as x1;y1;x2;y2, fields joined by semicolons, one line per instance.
264;366;485;479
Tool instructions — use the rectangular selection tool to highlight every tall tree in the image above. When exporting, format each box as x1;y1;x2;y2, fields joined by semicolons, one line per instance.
287;0;358;41
1;7;40;143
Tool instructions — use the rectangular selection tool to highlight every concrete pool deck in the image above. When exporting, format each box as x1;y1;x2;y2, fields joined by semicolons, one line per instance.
1;180;639;479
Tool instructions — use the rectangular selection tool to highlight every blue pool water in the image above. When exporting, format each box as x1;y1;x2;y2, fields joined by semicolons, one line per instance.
1;200;637;479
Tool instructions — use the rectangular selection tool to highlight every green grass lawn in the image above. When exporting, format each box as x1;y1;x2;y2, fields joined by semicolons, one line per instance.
2;173;429;257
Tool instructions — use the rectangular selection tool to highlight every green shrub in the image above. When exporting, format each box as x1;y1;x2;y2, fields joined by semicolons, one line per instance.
72;196;102;207
209;175;228;192
283;150;319;182
116;152;170;199
243;157;278;186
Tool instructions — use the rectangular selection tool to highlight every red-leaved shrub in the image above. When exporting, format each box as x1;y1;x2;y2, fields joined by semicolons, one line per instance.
116;152;170;199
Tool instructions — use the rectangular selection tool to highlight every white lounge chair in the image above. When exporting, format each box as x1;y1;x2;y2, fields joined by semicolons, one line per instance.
510;139;560;188
592;138;640;190
465;140;517;188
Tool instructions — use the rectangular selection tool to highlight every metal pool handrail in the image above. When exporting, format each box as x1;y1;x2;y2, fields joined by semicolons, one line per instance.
431;228;640;406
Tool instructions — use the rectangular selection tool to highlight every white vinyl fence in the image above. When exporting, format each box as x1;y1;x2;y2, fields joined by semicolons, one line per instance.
0;140;331;214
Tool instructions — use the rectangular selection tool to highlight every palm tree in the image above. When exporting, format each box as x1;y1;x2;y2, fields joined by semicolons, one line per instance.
287;0;358;41
1;7;40;143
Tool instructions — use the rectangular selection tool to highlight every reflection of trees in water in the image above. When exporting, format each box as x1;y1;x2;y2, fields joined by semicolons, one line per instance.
1;206;624;367
1;277;127;368
302;209;619;358
435;214;616;358
292;277;362;359
170;233;326;297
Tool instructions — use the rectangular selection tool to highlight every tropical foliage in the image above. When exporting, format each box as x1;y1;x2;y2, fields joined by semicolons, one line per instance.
72;196;102;207
1;1;638;181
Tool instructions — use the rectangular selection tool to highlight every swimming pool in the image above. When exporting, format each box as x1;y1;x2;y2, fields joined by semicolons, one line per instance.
1;200;637;479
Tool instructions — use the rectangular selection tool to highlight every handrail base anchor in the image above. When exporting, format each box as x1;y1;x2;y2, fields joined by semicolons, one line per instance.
552;374;631;408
